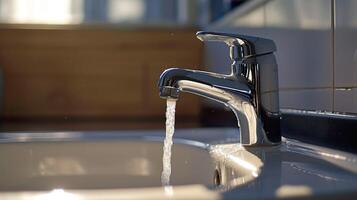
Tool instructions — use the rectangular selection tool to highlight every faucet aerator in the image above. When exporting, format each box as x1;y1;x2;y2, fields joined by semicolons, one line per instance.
159;86;180;99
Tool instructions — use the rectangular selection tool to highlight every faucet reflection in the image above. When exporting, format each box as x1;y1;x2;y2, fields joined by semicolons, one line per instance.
158;31;281;146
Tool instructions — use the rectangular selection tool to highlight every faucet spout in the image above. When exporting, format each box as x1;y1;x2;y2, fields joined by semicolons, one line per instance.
158;32;282;147
159;68;251;99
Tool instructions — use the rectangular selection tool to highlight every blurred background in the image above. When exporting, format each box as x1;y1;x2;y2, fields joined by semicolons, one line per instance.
0;0;356;151
0;0;245;131
0;0;242;25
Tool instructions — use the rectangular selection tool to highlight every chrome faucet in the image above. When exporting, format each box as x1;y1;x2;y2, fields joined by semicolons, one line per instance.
158;31;281;146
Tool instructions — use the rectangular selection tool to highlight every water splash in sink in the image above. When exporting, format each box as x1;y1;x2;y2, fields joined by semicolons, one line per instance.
161;99;177;186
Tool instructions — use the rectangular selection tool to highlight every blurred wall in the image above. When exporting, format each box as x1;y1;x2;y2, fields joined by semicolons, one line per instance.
334;0;357;114
0;26;202;130
204;0;357;115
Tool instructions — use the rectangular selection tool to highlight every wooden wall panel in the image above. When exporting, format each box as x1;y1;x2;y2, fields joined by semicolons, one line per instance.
0;26;203;120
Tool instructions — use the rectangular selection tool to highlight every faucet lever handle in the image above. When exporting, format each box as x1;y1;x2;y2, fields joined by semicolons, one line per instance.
196;31;276;59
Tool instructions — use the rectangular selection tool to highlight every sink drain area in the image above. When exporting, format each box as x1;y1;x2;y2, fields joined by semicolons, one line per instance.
214;169;222;186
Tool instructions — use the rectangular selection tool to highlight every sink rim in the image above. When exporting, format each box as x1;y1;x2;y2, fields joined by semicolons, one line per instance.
0;131;208;149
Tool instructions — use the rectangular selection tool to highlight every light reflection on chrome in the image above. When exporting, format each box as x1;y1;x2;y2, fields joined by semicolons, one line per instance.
176;80;277;146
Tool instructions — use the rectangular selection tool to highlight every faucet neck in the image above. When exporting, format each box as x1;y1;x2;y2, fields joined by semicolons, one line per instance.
231;49;282;145
242;54;281;144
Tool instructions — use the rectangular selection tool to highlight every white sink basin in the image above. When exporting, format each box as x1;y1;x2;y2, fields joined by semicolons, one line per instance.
0;140;219;190
0;128;356;200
